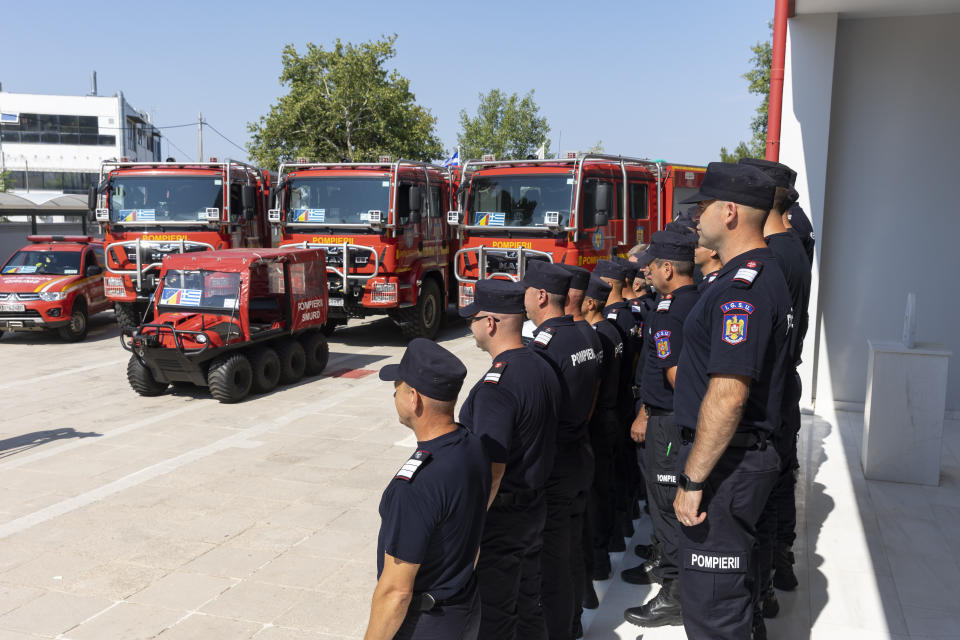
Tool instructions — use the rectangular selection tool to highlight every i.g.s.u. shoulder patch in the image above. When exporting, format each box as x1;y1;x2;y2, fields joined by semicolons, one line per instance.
395;449;432;482
533;328;554;347
484;360;508;384
720;300;755;345
655;329;672;359
732;260;763;289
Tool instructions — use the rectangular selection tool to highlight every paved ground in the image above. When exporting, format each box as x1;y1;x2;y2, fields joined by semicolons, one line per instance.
2;310;958;639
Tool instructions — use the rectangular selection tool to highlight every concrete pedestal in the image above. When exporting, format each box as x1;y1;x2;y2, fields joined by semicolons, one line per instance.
862;340;951;485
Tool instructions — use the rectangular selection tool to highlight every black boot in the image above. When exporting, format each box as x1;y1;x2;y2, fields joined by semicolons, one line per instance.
582;580;599;610
620;545;662;585
634;543;654;559
773;542;799;591
623;579;682;627
573;616;583;639
762;583;779;618
592;548;612;581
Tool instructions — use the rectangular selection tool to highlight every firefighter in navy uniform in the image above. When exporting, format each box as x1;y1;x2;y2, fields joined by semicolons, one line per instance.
520;261;600;640
580;276;623;588
671;163;792;640
367;339;491;640
739;158;814;628
459;279;562;640
622;231;700;628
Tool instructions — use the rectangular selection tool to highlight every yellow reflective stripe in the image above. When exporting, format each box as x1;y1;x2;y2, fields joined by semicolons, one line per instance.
36;275;72;292
60;276;100;294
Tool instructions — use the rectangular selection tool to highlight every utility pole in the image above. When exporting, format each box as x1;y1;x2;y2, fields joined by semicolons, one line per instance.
197;112;203;162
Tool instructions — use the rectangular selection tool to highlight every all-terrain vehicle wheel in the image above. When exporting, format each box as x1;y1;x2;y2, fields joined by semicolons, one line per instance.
58;300;88;342
399;278;442;340
276;339;306;384
114;302;141;331
127;355;168;396
249;346;281;394
300;331;330;376
207;352;253;403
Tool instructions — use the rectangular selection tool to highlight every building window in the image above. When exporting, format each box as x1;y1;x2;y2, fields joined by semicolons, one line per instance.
2;170;98;194
0;112;119;146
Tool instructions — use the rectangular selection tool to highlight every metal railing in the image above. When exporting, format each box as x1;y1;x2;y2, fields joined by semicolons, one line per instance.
453;245;554;283
105;238;216;291
282;241;381;283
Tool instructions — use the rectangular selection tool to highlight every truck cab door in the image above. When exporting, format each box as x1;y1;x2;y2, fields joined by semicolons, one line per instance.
628;181;652;246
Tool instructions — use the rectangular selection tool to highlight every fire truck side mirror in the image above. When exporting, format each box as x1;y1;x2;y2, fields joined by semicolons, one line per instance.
594;183;612;214
408;185;423;213
87;186;97;213
269;186;278;207
241;185;257;219
446;210;460;226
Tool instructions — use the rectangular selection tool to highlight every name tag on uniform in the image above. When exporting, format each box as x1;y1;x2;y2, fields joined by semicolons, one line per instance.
395;449;432;482
606;311;618;320
685;550;748;573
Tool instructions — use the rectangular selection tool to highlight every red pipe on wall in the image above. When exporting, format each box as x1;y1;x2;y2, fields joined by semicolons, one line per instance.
765;0;790;161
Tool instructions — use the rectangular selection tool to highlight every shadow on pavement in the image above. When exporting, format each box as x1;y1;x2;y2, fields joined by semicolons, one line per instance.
327;307;468;348
0;428;102;459
0;312;120;345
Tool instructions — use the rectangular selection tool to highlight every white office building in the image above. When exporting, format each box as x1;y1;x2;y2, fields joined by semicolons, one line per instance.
0;78;160;209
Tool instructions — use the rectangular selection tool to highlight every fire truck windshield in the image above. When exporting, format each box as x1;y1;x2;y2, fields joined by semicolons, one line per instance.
466;174;572;228
2;250;82;276
158;270;241;310
286;177;390;225
108;176;224;223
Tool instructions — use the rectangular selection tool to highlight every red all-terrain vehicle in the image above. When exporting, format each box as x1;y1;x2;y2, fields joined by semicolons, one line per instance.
122;247;330;403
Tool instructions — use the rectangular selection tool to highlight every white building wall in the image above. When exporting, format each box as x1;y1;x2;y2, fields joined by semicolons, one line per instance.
814;13;960;411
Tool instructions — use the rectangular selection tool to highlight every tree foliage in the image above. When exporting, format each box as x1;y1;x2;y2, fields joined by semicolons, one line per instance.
720;24;772;162
247;35;443;167
0;170;10;193
457;90;551;160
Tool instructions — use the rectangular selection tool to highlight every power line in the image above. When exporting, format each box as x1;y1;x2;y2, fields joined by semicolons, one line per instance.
202;121;247;154
160;135;192;161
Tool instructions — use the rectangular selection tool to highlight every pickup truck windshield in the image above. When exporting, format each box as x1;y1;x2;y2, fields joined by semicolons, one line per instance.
2;250;82;275
466;174;572;228
108;176;223;223
287;177;390;225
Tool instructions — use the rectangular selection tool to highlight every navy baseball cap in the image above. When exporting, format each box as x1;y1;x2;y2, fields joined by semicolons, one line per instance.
520;261;571;295
593;259;626;281
612;256;639;281
379;338;467;401
679;162;777;211
788;203;815;240
559;265;591;291
458;279;525;318
648;230;695;262
633;248;655;267
585;275;611;302
739;158;797;189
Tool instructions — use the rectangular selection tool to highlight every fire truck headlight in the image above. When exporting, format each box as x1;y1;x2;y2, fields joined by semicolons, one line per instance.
195;333;208;344
39;291;67;301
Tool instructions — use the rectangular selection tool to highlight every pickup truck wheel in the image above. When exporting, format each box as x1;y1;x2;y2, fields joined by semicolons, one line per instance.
300;331;330;375
114;302;141;330
207;352;253;403
127;355;168;396
400;279;442;340
58;300;88;342
250;346;281;393
276;339;306;384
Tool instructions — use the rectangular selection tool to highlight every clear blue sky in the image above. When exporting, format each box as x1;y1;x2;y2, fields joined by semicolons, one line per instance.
0;0;773;166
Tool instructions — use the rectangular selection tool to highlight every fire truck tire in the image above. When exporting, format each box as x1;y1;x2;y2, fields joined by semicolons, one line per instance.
300;331;329;375
207;353;253;403
276;339;306;384
58;300;88;342
127;355;168;397
114;302;141;330
400;279;442;340
249;347;281;394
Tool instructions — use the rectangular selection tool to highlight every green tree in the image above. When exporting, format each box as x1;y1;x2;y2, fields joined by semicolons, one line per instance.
457;90;551;160
0;170;10;192
248;35;443;167
720;24;772;162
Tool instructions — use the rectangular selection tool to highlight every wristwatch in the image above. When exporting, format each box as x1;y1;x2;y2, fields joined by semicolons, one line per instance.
678;472;705;492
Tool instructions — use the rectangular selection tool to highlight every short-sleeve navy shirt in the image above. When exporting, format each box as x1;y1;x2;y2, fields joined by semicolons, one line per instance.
604;301;641;416
591;318;623;412
766;231;811;367
628;295;655;388
531;314;601;443
459;347;561;492
674;247;792;435
697;270;720;294
641;284;699;411
376;426;491;599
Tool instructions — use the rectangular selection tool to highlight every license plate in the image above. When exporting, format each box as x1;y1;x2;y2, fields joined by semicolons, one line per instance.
329;298;344;307
0;303;25;312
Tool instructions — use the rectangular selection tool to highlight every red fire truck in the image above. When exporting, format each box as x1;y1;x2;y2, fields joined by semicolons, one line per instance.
449;155;704;305
88;160;272;328
269;159;456;339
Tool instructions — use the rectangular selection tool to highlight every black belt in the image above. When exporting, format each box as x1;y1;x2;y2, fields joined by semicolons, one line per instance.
680;427;768;450
645;405;673;417
492;488;543;508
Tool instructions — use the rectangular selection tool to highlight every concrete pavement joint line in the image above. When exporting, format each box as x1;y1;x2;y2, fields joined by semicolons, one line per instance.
0;405;197;471
0;358;128;391
55;599;123;639
0;372;387;539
